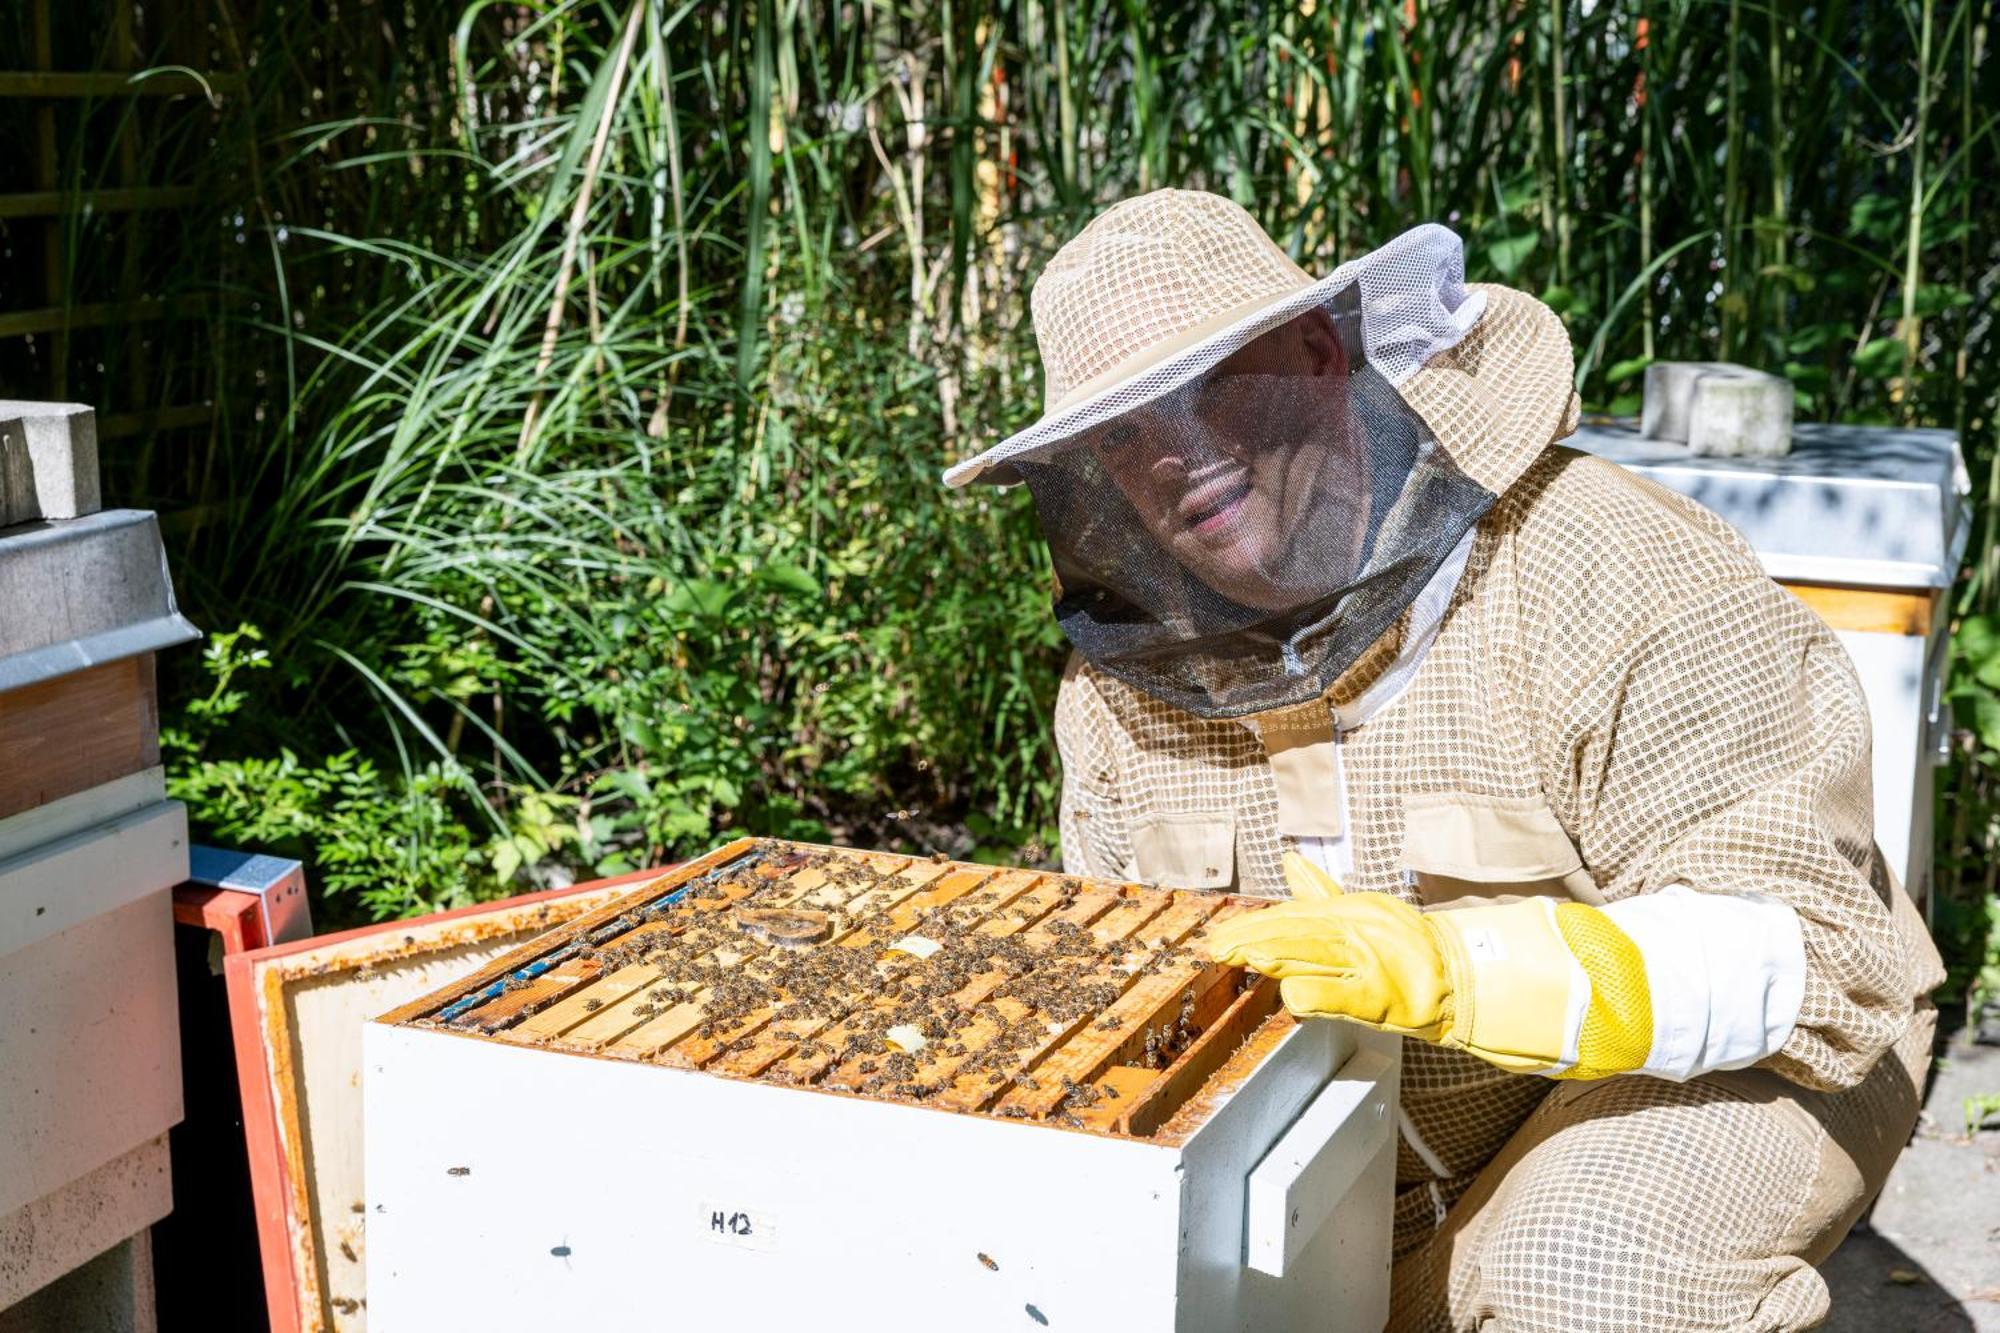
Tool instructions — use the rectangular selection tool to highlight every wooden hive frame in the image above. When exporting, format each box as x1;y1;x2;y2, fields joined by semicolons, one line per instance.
381;837;1292;1142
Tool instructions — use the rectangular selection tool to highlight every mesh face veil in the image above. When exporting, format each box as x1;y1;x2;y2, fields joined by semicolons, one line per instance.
1006;284;1495;718
945;199;1530;719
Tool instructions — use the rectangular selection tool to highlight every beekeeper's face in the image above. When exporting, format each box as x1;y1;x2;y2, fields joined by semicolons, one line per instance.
1087;309;1368;611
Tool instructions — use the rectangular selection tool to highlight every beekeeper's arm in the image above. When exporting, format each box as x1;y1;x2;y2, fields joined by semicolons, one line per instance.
1548;571;1909;1091
1209;576;1907;1090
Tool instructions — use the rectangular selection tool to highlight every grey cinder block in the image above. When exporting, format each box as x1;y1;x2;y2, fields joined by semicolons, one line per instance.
0;403;100;529
1687;369;1794;458
1641;362;1794;458
1641;362;1735;442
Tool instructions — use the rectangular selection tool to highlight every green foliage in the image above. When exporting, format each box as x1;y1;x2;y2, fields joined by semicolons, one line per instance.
1941;619;2000;1004
164;628;486;921
27;1;1995;944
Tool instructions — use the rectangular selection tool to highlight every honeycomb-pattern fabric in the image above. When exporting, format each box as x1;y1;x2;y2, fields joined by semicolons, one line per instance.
1058;447;1939;1083
947;202;1515;488
1387;1004;1935;1332
1394;283;1580;497
1552;903;1653;1079
1053;437;1945;1301
1028;189;1312;412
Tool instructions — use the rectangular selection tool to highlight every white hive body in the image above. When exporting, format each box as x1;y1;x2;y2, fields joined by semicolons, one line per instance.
364;839;1399;1331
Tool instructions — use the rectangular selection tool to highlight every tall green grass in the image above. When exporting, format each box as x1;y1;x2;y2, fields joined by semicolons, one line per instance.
29;1;1995;947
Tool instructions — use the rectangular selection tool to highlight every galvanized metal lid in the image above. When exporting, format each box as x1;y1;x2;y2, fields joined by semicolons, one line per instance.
0;509;201;694
1570;420;1970;590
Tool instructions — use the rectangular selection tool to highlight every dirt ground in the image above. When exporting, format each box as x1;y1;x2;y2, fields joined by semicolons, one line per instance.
1822;1019;2000;1331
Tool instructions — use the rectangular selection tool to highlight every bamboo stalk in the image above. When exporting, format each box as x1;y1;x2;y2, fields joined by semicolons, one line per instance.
1767;0;1788;338
646;1;693;438
0;70;244;97
1549;0;1570;290
1053;0;1078;200
518;0;645;455
1637;11;1654;362
1721;0;1742;358
1898;0;1935;425
31;0;63;400
733;0;779;404
0;185;199;219
1954;4;1974;454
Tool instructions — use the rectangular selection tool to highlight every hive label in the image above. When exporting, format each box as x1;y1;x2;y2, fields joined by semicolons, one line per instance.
700;1199;780;1253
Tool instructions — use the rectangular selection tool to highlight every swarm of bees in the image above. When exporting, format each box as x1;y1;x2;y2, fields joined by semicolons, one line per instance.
436;841;1227;1123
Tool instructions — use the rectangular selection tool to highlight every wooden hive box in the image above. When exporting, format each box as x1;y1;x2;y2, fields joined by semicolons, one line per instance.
365;838;1400;1331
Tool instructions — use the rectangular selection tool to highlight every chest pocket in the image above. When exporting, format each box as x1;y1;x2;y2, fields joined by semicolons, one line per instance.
1400;791;1602;910
1129;810;1237;890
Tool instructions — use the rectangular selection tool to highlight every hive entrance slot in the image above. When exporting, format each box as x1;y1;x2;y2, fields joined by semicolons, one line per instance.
386;839;1289;1141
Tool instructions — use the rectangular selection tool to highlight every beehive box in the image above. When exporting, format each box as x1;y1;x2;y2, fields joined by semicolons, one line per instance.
219;876;647;1333
365;838;1398;1331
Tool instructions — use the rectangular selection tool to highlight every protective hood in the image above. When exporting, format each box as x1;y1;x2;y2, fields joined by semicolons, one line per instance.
948;194;1578;721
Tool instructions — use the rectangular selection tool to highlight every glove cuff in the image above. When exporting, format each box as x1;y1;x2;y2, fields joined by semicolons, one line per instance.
1423;900;1585;1076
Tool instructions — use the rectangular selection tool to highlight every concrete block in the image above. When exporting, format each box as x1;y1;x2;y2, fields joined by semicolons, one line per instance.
1688;369;1794;458
0;1135;171;1313
1641;362;1795;457
0;887;185;1222
0;1229;158;1333
0;403;99;529
1641;361;1735;441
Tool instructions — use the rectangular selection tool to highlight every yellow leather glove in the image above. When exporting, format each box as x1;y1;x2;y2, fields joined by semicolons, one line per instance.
1205;853;1655;1078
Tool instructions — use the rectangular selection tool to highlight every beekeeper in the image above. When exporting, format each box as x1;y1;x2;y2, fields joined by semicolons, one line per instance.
945;189;1943;1331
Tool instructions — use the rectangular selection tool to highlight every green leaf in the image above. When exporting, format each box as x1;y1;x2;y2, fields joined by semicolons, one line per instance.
1787;322;1853;355
756;562;821;598
618;714;662;752
594;768;654;802
1847;193;1902;242
1487;233;1537;278
1495;176;1539;213
1960;616;2000;689
1973;692;2000;754
1851;337;1903;379
491;838;524;884
1782;361;1831;394
1756;263;1816;294
1914;283;1973;316
1605;355;1652;384
661;578;738;619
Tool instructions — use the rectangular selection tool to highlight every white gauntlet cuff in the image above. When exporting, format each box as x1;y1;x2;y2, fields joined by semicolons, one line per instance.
1601;885;1806;1080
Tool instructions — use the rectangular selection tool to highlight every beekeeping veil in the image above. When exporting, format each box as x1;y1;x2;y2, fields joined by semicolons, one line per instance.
947;193;1576;740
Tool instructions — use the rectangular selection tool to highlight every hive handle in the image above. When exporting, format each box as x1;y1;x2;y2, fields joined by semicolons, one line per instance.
1242;1037;1397;1278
